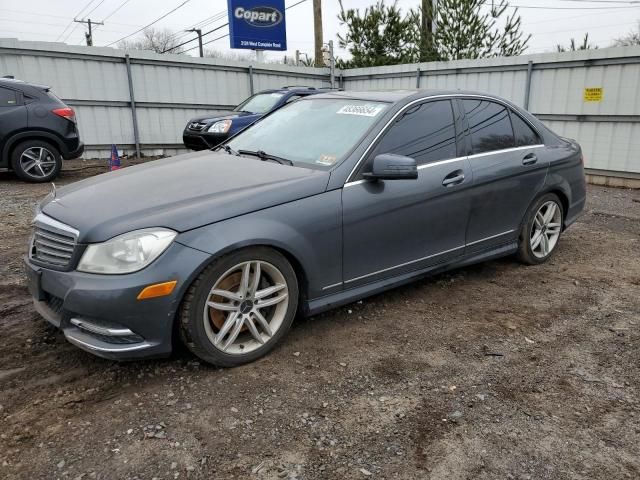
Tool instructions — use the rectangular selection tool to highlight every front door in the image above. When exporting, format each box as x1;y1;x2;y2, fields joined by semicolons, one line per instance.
459;98;549;253
342;99;472;288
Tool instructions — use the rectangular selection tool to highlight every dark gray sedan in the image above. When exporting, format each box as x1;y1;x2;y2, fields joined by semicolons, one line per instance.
25;90;586;366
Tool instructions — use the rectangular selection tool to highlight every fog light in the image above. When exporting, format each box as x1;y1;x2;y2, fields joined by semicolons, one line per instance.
137;280;177;300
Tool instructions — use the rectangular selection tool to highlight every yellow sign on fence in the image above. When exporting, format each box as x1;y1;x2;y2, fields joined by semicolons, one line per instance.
584;87;603;102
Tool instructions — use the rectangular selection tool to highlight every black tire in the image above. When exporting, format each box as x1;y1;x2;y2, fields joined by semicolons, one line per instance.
517;193;564;265
179;247;299;367
11;140;62;183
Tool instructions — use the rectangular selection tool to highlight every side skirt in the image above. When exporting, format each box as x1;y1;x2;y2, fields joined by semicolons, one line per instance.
304;242;518;317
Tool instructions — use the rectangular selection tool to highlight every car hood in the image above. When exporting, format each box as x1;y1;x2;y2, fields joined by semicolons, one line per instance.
41;151;330;243
188;110;253;124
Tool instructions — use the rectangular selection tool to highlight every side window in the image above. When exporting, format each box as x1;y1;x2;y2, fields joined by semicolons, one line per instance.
511;111;540;147
371;100;457;166
0;87;18;107
462;99;514;154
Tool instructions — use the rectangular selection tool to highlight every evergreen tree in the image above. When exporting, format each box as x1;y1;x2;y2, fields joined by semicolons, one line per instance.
557;33;598;52
337;0;421;68
434;0;530;60
337;0;530;67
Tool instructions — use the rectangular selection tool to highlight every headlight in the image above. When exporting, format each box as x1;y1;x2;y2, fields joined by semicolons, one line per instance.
77;228;177;274
208;119;232;133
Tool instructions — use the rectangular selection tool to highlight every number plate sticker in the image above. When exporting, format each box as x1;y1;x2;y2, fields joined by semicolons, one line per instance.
336;104;385;117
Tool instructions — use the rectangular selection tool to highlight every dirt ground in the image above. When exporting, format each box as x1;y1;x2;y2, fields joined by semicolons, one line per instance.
0;159;639;480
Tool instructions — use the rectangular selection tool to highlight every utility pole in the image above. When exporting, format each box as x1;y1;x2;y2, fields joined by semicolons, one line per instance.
328;40;335;88
312;0;323;67
186;28;203;57
419;0;434;62
74;18;103;46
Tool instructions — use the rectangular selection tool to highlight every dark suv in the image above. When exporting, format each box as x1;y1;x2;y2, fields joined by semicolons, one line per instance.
183;86;320;150
0;78;83;182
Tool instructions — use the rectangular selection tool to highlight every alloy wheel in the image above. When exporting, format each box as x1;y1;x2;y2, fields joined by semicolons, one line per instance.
19;147;57;178
202;261;289;355
530;200;562;258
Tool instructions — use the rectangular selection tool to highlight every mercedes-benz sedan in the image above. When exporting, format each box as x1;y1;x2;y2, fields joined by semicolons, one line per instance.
25;90;586;367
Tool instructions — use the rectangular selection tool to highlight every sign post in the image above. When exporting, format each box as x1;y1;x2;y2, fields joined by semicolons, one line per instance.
227;0;287;56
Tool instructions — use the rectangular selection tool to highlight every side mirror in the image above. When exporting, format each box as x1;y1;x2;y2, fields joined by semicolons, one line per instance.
362;154;418;181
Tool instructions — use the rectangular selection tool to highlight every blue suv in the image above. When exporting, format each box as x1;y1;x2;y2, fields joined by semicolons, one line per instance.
182;86;320;150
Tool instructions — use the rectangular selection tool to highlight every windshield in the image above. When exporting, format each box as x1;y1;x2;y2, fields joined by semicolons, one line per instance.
227;98;389;168
234;92;285;114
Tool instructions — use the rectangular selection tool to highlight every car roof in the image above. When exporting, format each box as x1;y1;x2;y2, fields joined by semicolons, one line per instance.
0;77;50;91
259;86;326;95
309;89;514;105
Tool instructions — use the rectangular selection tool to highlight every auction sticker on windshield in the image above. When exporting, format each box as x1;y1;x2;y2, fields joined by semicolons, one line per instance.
316;154;337;166
337;104;386;117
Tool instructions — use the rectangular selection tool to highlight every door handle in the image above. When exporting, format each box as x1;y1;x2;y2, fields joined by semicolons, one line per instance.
442;170;465;187
522;153;538;165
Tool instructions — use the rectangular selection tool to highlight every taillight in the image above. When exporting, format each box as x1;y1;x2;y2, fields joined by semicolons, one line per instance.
52;107;76;122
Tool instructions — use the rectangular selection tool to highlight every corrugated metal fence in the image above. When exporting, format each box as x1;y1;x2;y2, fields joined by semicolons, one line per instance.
0;39;330;158
1;39;639;178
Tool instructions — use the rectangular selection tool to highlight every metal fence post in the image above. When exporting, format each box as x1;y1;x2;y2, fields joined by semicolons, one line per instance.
124;54;141;159
524;60;533;110
416;67;421;88
249;65;254;95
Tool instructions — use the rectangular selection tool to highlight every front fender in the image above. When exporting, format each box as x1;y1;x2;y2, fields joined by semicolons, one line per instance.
175;189;343;300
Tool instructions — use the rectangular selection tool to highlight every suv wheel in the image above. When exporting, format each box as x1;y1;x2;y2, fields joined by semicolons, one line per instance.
179;247;299;367
517;193;564;265
11;140;62;182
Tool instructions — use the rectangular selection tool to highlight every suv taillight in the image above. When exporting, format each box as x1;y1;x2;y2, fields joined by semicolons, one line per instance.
52;107;76;122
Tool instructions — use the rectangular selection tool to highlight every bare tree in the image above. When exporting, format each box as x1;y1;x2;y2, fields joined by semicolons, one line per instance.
118;28;185;54
612;21;640;47
204;49;254;62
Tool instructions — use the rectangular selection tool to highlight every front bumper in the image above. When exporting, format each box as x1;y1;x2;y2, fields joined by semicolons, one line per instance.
24;241;210;360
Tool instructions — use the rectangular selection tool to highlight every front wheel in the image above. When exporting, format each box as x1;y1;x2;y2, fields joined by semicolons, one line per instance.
517;193;564;265
179;247;299;367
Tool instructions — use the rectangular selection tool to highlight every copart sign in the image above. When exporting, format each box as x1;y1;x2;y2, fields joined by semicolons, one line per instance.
227;0;287;51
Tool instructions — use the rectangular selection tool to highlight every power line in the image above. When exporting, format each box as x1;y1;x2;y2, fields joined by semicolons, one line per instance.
558;0;640;4
508;3;640;9
105;0;192;47
162;21;230;53
165;10;228;43
83;0;108;19
101;0;134;22
55;0;99;41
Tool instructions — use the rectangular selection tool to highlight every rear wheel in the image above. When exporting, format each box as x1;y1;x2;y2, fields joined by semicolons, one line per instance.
517;193;564;265
179;247;299;367
11;140;62;182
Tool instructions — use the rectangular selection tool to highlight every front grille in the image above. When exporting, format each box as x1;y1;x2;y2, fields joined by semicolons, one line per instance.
188;122;207;131
30;215;78;268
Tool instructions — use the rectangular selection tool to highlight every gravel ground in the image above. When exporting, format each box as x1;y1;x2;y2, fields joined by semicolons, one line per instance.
0;159;639;480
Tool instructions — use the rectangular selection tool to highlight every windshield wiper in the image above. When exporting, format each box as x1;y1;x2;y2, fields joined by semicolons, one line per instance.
238;149;294;166
213;144;239;156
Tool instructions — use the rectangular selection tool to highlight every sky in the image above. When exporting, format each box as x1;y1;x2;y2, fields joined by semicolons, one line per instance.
1;0;639;61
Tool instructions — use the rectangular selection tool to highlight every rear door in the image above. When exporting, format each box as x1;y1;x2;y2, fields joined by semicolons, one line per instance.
341;99;472;288
0;86;26;166
460;98;548;253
